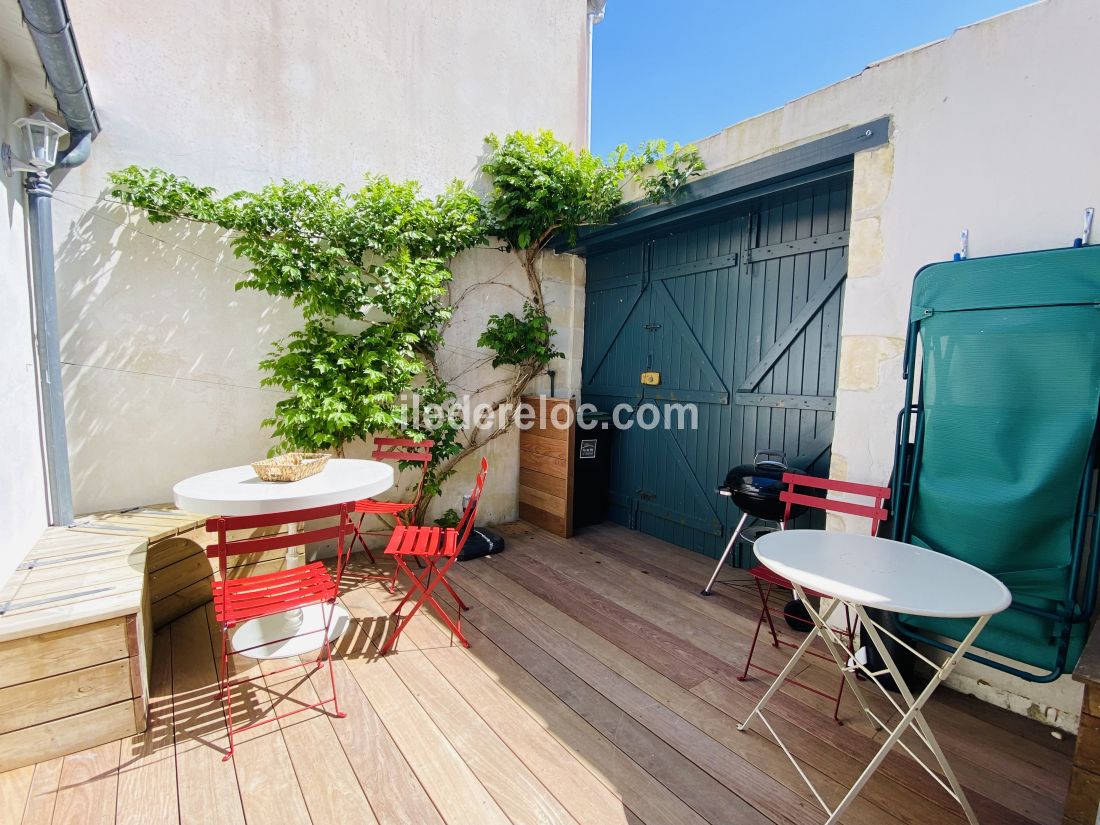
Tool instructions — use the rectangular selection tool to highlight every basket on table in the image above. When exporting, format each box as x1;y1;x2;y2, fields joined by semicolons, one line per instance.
251;452;330;482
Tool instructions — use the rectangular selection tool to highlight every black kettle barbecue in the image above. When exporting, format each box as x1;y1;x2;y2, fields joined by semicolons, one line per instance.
700;450;810;601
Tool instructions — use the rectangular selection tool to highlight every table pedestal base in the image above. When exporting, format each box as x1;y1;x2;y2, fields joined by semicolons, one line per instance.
738;587;991;825
231;604;351;660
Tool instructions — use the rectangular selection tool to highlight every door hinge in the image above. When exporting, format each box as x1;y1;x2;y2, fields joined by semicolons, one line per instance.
636;490;657;501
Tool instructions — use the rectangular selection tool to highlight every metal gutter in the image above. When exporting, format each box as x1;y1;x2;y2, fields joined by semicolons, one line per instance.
19;0;100;136
559;116;890;254
18;0;99;525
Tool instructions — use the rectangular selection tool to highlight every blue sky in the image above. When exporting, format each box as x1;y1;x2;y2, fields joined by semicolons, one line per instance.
590;0;1028;156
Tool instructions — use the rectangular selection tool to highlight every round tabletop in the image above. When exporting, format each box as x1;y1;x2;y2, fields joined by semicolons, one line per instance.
754;530;1012;618
173;458;394;515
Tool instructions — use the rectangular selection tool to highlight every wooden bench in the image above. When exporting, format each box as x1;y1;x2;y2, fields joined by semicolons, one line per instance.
1067;633;1100;824
0;506;284;771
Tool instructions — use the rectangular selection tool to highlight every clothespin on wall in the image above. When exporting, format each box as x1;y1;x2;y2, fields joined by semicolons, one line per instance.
952;229;969;262
1073;208;1094;248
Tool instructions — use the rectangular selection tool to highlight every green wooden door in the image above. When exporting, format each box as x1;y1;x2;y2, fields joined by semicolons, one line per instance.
581;173;852;558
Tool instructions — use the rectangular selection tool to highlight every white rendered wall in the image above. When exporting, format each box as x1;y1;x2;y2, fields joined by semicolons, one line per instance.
53;0;589;525
0;58;46;585
688;0;1099;730
0;56;47;585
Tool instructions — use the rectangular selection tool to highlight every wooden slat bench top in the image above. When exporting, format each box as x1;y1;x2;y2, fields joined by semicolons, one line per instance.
0;528;146;644
0;507;204;644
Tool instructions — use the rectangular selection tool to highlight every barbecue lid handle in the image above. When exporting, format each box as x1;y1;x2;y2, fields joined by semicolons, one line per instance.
753;449;788;469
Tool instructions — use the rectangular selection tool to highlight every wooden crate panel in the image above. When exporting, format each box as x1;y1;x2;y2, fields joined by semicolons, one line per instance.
518;396;575;537
0;616;129;690
0;701;138;773
519;485;567;518
519;467;569;499
0;660;132;735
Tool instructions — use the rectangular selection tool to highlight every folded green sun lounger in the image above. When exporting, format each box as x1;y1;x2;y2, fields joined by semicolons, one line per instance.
891;245;1100;681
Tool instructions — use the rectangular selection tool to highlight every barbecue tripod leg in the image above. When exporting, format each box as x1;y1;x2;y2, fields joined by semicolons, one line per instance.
701;513;750;596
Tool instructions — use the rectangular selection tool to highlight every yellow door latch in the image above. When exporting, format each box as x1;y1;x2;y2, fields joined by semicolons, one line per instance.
641;371;661;386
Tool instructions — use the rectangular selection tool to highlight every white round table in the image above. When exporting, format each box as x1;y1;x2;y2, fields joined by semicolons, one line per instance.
743;529;1011;825
174;458;394;659
754;530;1012;618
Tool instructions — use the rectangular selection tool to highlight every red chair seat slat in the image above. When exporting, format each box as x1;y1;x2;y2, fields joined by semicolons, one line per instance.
211;562;337;624
354;499;415;515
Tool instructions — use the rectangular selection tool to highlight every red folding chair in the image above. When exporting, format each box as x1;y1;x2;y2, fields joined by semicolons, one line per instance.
206;502;354;760
350;437;434;591
740;473;890;723
379;457;488;654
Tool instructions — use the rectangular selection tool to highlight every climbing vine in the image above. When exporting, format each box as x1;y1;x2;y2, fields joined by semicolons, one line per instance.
108;131;702;518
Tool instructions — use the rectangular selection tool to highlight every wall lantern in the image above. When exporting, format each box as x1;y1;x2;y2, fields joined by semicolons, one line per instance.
2;111;68;176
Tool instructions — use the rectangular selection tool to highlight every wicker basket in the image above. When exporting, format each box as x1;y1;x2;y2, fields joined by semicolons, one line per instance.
251;452;330;483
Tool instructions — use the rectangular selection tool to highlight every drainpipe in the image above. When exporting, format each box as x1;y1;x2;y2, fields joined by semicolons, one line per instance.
25;170;72;525
18;0;99;525
586;0;606;150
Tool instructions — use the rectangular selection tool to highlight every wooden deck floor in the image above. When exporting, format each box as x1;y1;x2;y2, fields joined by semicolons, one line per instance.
0;522;1072;825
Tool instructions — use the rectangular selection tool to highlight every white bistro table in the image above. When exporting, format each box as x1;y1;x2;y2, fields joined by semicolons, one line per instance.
740;530;1011;825
173;458;394;659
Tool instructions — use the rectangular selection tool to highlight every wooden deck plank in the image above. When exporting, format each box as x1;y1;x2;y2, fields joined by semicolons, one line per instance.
0;766;33;825
446;577;782;825
454;560;907;825
50;740;121;825
386;647;581;825
335;606;512;825
200;605;313;825
567;525;1069;823
254;635;379;825
116;627;178;825
471;553;963;825
16;759;62;825
169;608;245;825
1;521;1072;825
503;526;900;727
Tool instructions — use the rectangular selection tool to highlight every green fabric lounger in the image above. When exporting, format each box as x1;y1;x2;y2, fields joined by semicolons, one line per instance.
891;245;1100;681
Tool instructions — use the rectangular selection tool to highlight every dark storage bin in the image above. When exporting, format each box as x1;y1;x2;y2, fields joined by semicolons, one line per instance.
572;410;614;529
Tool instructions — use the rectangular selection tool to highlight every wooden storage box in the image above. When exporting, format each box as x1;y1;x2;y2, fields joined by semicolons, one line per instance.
518;396;576;537
0;528;150;772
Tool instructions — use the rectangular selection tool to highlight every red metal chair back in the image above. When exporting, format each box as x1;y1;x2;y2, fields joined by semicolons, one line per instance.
370;436;435;464
205;502;356;587
455;458;489;548
371;437;435;508
780;473;891;535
